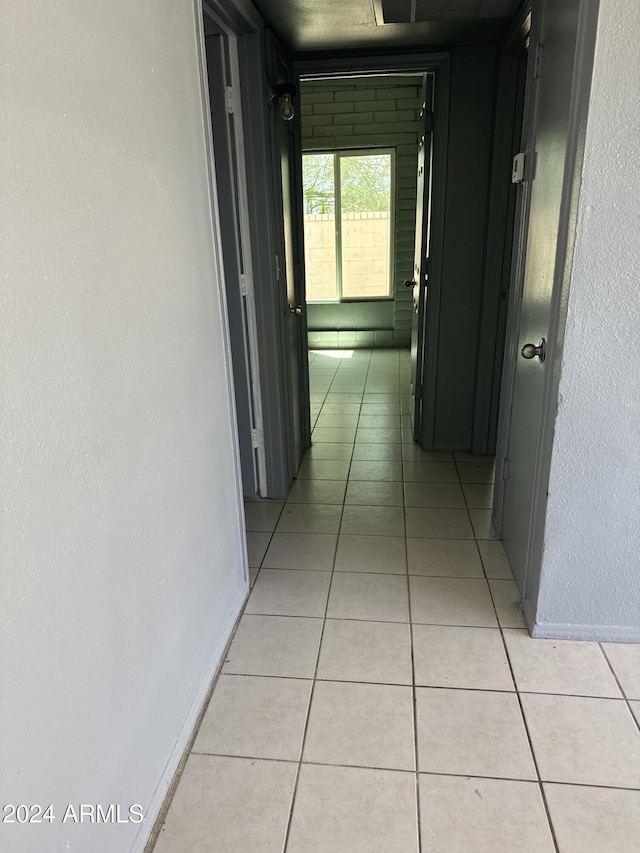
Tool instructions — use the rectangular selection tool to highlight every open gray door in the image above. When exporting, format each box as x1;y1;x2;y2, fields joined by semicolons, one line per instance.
410;76;434;439
498;0;597;600
268;37;311;480
279;117;304;471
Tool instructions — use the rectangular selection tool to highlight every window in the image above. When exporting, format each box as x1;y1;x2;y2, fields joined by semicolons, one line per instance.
302;150;394;301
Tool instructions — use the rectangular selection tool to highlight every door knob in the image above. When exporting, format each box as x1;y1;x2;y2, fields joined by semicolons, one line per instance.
521;338;546;363
289;304;302;316
403;279;415;288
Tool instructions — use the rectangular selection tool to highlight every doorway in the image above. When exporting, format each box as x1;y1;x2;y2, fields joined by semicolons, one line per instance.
296;65;447;444
493;0;600;627
198;4;313;501
300;75;425;355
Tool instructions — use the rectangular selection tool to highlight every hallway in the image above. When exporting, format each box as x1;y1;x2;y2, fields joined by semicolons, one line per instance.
153;349;640;852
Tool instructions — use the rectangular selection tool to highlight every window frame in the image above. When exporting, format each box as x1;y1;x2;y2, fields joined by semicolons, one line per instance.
302;147;396;303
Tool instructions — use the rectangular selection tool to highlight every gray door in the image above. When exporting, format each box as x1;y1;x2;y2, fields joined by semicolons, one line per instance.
279;118;304;471
410;77;434;439
269;41;311;481
500;0;588;594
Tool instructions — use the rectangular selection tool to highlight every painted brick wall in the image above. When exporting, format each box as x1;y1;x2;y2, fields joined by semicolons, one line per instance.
301;77;423;347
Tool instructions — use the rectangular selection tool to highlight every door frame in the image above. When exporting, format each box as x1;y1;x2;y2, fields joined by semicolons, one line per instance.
410;75;435;443
471;7;530;455
203;26;263;497
493;0;601;622
202;0;301;498
294;52;451;450
202;0;267;498
492;3;538;533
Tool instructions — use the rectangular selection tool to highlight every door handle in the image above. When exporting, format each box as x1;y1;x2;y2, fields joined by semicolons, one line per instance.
403;279;415;288
289;304;302;316
521;338;546;363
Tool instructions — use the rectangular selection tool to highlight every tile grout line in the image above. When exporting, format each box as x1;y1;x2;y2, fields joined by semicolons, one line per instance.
598;642;640;733
405;485;424;853
267;355;339;853
247;496;291;588
181;748;640;793
491;585;562;853
216;670;635;702
280;408;352;853
401;352;424;852
400;361;424;853
304;352;420;849
397;352;423;853
408;433;467;852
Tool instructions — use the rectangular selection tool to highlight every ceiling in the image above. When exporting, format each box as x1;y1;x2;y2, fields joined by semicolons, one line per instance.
250;0;522;54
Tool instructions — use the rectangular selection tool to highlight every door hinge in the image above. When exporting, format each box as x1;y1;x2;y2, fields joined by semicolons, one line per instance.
240;273;253;298
414;383;423;401
251;427;264;450
501;458;511;481
422;109;434;133
225;85;240;115
534;43;544;78
511;152;526;184
512;151;536;183
275;254;281;282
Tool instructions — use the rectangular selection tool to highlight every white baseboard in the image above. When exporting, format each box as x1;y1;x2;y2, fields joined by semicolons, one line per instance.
131;583;248;853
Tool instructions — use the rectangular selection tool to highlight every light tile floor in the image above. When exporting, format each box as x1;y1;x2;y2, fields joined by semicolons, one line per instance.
153;348;640;853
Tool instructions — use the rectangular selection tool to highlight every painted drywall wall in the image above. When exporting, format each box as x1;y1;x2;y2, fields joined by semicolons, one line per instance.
0;3;247;851
534;0;640;639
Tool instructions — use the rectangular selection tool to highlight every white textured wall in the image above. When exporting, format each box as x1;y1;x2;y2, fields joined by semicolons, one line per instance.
0;2;247;851
536;0;640;639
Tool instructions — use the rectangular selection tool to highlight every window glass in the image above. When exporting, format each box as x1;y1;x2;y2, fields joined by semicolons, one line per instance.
302;154;337;301
303;150;393;301
340;154;391;299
